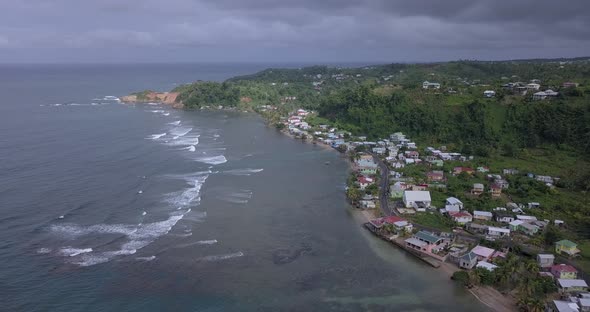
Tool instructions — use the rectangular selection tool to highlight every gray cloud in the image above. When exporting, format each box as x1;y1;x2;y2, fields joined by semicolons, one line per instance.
0;0;588;62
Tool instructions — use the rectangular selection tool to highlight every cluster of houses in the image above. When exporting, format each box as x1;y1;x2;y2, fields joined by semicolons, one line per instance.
536;253;590;312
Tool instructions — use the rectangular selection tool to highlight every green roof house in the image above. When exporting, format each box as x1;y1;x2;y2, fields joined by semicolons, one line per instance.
555;240;580;257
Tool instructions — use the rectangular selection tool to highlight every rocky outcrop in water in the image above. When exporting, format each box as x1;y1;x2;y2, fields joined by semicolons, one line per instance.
121;91;183;108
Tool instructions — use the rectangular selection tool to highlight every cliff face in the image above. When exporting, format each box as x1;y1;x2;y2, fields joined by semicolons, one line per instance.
121;92;183;108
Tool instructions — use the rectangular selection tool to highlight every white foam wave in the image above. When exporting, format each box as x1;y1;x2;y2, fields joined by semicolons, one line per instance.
163;113;170;116
59;247;93;257
166;135;200;147
136;256;156;261
148;110;165;114
170;127;192;137
222;168;263;176
168;120;181;126
197;252;244;262
147;133;167;140
183;145;196;152
194;155;227;165
37;248;52;254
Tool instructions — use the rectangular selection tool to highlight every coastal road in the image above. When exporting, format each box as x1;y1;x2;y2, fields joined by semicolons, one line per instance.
370;153;394;217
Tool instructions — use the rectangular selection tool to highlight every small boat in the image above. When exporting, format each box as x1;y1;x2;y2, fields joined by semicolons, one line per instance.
138;190;143;194
325;161;330;165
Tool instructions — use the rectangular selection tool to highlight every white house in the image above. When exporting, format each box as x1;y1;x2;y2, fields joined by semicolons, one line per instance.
449;211;473;224
403;191;432;209
483;90;496;98
445;197;463;211
487;226;510;238
526;83;541;90
477;261;498;271
422;81;441;89
533;91;547;100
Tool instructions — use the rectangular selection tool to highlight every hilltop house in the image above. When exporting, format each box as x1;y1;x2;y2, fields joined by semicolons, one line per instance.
474;211;493;221
403;191;432;210
537;254;555;269
483;90;496;98
445;197;464;211
494;211;515;223
422;81;441;89
490;184;502;197
427;171;445;183
526;83;541;90
449;211;473;224
471;183;485;195
556;240;581;257
454;167;474;175
487;226;510;238
405;231;447;253
551;264;578;280
557;279;588;294
519;222;540;236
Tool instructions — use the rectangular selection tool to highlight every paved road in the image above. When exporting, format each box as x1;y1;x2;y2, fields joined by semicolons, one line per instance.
370;153;394;217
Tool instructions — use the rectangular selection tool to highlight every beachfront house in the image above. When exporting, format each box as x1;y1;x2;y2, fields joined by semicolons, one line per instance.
551;264;578;280
473;211;493;221
402;191;431;210
556;240;581;257
405;231;447;254
382;216;413;233
537;254;555;269
471;245;495;261
459;251;478;269
359;200;376;209
357;176;374;190
558;279;588;294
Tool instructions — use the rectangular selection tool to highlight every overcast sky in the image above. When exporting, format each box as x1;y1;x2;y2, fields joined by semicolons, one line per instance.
1;0;589;63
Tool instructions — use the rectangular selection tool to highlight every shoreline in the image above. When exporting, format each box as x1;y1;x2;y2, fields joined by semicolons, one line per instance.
273;122;517;312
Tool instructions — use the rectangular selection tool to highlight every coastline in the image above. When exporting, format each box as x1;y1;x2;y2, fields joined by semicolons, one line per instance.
124;96;518;312
273;120;518;312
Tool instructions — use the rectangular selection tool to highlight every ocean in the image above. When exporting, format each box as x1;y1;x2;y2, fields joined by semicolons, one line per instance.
0;63;487;311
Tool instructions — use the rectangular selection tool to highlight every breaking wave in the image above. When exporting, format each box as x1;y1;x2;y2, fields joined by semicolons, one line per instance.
197;252;244;262
147;133;167;140
194;155;227;165
222;168;263;176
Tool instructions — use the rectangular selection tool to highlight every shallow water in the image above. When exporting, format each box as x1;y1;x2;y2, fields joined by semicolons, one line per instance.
0;64;488;311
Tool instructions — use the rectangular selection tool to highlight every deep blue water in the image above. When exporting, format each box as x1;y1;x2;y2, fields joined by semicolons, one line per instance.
0;64;487;311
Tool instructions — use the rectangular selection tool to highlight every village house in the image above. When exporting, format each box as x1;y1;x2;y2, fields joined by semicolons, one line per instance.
422;81;441;89
552;264;578;280
449;211;473;225
503;168;519;175
390;181;409;198
556;240;581;257
487;226;510;238
494;178;510;189
357;176;374;190
551;299;590;312
459;251;478;269
473;210;493;221
477;166;490;173
454;166;475;175
471;245;495;262
519;222;540;236
477;261;498;271
562;82;579;88
558;279;588;294
509;220;524;231
445;197;464;211
381;216;414;233
405;230;447;253
359;199;376;209
536;175;555;184
490;184;502;197
427;170;445;183
471;183;485;195
483;90;496;98
494;210;515;223
537;254;555;269
466;223;488;234
402;191;432;210
526;83;541;90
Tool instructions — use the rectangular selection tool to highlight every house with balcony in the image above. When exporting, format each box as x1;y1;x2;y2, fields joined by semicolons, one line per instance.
556;240;581;257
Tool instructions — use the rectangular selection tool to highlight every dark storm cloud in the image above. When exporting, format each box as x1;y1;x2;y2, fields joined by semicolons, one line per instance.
0;0;588;62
